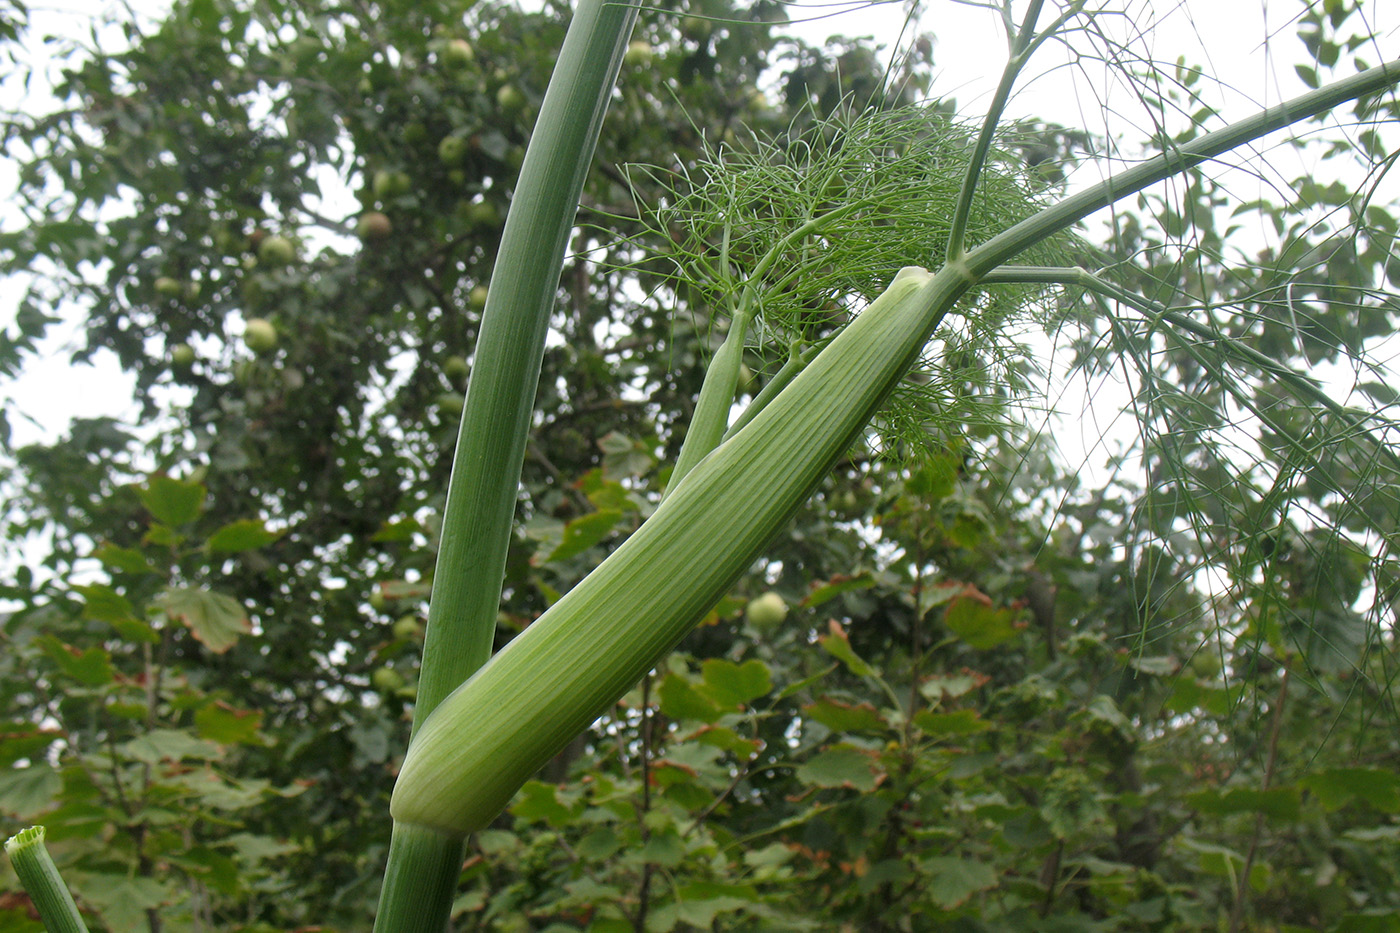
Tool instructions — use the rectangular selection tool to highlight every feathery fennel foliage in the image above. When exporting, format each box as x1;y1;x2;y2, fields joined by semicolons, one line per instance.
617;34;1400;718
624;102;1081;467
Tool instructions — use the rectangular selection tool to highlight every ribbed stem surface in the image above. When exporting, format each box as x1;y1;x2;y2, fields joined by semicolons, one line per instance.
392;267;970;834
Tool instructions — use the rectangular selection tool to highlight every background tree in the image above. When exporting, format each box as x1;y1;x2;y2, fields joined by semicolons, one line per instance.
2;0;1399;930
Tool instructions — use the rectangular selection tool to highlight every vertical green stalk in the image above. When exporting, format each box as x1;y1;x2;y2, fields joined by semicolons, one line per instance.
372;0;638;929
5;827;90;933
944;0;1086;263
668;307;751;491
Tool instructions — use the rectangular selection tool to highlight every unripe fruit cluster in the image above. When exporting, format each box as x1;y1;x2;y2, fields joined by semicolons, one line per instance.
745;592;788;630
257;235;297;266
243;318;278;354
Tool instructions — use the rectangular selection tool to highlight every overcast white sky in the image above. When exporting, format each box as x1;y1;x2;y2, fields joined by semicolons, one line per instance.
0;0;1395;458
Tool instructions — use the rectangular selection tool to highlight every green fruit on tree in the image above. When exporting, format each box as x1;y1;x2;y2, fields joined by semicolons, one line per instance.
402;122;428;146
438;135;468;165
496;84;526;114
437;392;466;416
469;284;489;311
443;355;470;386
442;38;474;68
170;343;197;370
154;276;184;298
369;589;389;612
371;667;405;692
373;169;412;200
243;318;279;354
624;40;654;67
745;592;788;630
257;235;297;266
464;199;500;228
358;211;394;242
393;615;425;640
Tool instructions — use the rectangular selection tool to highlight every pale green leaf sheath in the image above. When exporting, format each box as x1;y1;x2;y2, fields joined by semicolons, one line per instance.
392;265;965;834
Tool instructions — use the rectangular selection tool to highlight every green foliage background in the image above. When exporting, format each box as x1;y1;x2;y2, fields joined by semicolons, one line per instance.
2;0;1399;930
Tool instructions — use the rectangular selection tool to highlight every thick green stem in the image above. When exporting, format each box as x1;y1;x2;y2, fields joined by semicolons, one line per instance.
373;0;638;929
5;827;89;933
965;59;1400;276
946;0;1046;261
391;266;970;835
668;312;750;492
670;205;861;492
723;342;818;441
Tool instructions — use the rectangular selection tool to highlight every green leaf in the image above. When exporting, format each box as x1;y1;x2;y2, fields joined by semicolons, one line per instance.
804;697;888;733
194;701;265;745
540;509;623;564
74;583;159;644
803;572;875;608
138;474;206;526
223;832;299;864
1334;913;1400;933
818;620;875;678
510;781;574;827
75;873;172;932
699;658;771;709
650;893;751;930
370;516;421;543
92;543;155;575
0;766;61;819
0;722;62;768
690;725;762;757
639;827;685;868
118;728;223;764
906;454;960;501
206;518;282;552
36;636;114;686
920;855;999;908
1185;786;1301;821
73;583;137;624
1358;381;1399;405
1302;768;1400;813
918;670;988;702
912;708;991;737
598;431;654;480
658;673;722;724
942;592;1020;649
775;663;838;701
794;746;881;791
578;470;642;512
143;523;182;547
187;773;279;811
576;827;622;862
156;586;251;653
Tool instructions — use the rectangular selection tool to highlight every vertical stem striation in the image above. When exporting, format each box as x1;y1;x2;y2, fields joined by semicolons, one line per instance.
373;0;639;929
